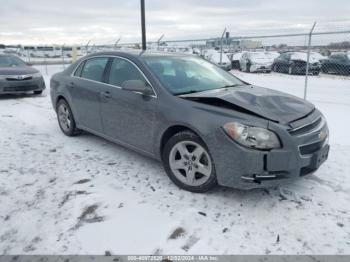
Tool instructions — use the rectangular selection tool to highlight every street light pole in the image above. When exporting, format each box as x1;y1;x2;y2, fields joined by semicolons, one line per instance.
140;0;146;50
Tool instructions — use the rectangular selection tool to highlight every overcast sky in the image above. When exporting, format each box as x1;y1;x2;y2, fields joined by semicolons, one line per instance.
0;0;349;45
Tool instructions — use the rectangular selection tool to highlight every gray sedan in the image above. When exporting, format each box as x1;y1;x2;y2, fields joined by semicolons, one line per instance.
50;51;329;192
0;54;46;95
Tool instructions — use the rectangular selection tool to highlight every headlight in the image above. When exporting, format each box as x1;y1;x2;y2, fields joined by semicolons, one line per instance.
223;122;281;150
32;72;43;78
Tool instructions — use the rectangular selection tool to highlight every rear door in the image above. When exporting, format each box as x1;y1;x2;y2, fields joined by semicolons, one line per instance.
100;57;157;154
69;57;109;133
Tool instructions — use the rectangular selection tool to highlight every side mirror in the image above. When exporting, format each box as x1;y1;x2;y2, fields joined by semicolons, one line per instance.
122;80;153;96
26;62;33;66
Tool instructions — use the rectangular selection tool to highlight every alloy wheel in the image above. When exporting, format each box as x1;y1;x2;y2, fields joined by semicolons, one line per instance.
58;103;71;133
169;141;212;187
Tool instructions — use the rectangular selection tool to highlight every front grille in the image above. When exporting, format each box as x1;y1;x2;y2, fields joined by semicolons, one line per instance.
299;140;324;155
289;117;322;136
6;77;33;81
3;85;38;92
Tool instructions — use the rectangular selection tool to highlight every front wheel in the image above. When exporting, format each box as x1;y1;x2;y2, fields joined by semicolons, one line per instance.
162;131;217;193
34;90;43;95
57;99;81;136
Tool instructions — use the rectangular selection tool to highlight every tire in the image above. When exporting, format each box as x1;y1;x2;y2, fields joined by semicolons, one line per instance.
162;131;217;193
56;99;81;136
246;63;251;73
34;90;43;95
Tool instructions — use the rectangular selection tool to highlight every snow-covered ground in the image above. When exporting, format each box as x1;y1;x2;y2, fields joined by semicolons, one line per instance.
0;66;349;255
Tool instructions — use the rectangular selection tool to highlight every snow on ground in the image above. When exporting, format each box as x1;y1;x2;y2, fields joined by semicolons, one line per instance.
0;65;349;255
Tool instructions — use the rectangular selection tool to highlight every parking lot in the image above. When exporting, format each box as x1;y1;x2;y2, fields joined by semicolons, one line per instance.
0;65;349;255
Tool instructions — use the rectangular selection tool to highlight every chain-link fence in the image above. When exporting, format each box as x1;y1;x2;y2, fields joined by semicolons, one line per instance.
1;21;349;99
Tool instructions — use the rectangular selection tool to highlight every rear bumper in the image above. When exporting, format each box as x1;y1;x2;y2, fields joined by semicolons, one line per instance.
207;110;330;189
0;77;46;94
250;64;272;73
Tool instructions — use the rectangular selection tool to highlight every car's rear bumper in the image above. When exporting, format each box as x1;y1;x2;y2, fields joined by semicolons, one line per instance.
250;64;272;73
0;77;46;94
208;110;330;190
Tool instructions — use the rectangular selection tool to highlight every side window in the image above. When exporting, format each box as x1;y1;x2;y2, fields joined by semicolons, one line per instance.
80;57;109;82
74;61;85;77
108;58;147;87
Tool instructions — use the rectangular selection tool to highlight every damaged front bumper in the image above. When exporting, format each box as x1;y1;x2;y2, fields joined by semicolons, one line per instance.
208;109;329;189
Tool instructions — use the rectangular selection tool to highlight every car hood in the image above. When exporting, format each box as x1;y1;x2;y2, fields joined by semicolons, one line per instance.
181;85;315;124
0;66;38;75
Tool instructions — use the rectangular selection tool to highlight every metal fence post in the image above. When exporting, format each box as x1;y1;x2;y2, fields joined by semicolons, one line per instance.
86;40;91;55
44;50;48;75
114;38;121;50
26;49;31;64
220;28;227;64
62;45;66;70
304;22;316;100
157;34;164;51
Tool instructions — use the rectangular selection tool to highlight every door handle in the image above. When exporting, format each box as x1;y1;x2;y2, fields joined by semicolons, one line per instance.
103;91;111;99
68;82;75;88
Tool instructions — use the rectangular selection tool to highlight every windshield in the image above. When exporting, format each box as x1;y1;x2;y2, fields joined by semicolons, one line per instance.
0;56;26;67
142;56;245;95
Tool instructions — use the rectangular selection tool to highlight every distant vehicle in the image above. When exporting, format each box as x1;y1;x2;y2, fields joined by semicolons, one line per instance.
229;52;246;70
204;50;232;71
321;53;350;75
192;48;201;55
0;54;45;95
272;52;321;75
62;47;73;58
51;51;329;192
310;52;327;63
239;52;276;73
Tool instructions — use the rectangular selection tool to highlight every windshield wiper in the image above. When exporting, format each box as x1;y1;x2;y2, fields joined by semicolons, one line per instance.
214;84;243;90
176;84;246;96
176;90;203;96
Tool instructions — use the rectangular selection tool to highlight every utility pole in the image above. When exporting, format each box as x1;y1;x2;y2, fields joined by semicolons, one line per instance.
304;22;316;100
140;0;146;50
220;28;227;65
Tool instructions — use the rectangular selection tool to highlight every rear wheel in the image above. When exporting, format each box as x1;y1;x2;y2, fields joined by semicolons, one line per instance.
57;99;81;136
162;131;217;193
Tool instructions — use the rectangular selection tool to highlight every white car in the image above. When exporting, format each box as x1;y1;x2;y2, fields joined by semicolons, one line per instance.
204;50;232;71
239;52;276;73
